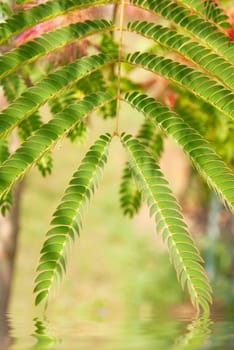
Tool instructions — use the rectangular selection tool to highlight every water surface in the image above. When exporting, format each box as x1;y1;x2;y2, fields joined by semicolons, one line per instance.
2;310;234;350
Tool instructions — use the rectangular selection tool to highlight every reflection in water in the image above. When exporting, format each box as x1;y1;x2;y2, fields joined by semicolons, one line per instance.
31;318;60;350
117;315;211;350
2;312;234;349
0;314;13;350
172;317;211;350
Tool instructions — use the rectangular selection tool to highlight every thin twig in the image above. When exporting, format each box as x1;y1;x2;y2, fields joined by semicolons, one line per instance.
114;0;125;136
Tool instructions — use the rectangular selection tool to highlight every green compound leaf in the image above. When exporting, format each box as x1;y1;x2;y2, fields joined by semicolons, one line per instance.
125;52;234;121
0;19;114;80
178;0;232;30
0;140;12;216
0;53;116;138
121;132;212;314
119;165;142;218
120;118;163;218
34;133;112;305
1;73;27;102
124;92;234;214
127;20;234;91
0;0;116;45
0;91;114;200
129;0;233;62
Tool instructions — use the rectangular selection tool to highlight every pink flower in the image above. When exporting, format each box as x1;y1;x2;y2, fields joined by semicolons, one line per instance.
165;90;177;109
15;8;99;46
227;10;234;42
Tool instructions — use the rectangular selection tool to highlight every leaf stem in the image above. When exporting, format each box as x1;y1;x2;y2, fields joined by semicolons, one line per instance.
114;0;125;136
110;5;118;76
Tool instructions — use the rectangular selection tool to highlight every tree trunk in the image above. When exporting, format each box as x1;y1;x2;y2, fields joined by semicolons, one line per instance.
0;184;22;312
0;2;22;347
0;76;23;346
0;183;23;349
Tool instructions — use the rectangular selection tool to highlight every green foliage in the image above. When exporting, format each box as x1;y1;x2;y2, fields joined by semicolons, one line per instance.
126;52;233;119
1;73;26;101
34;133;111;305
130;0;233;61
0;0;233;314
0;139;12;214
0;53;116;138
0;1;12;21
0;91;113;199
120;119;163;218
181;0;231;29
173;88;234;168
127;20;233;90
124;91;234;212
0;19;114;80
0;140;9;163
121;133;212;314
0;0;114;45
120;166;142;218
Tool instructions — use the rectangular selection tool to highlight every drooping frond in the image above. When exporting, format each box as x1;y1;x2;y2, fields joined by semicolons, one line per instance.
121;133;212;314
127;21;234;91
0;140;12;215
130;0;233;62
37;153;53;178
124;92;234;213
172;87;234;169
0;0;116;45
137;118;163;160
125;52;234;120
34;133;112;305
67;120;87;144
49;90;89;144
1;73;27;102
17;111;52;176
120;118;163;217
0;187;12;216
0;19;114;80
119;166;142;218
18;112;42;141
0;140;9;164
0;91;114;200
0;53;116;138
